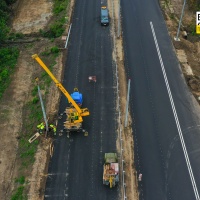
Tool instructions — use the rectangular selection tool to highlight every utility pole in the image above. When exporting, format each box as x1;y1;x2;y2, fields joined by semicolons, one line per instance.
117;0;121;38
36;78;48;137
174;0;187;41
125;79;131;127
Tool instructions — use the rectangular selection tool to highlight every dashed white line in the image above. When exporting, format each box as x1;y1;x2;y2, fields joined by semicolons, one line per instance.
150;21;200;200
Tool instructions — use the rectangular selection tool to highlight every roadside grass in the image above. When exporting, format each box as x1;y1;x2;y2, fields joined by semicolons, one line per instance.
7;32;24;41
0;47;19;99
40;0;69;38
11;186;26;200
11;48;60;199
10;0;68;198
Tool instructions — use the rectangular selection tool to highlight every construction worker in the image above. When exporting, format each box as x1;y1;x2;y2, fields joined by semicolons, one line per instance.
37;122;45;134
49;124;57;135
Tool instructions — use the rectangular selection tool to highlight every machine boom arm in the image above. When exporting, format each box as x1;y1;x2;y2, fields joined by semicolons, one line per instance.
32;54;82;114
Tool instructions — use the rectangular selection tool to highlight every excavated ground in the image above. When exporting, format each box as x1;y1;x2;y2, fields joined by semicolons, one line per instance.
160;0;200;100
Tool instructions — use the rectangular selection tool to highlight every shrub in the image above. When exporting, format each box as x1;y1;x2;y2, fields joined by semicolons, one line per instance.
50;22;65;38
53;4;65;15
51;46;59;53
32;97;39;104
15;176;25;184
0;47;19;98
11;186;24;200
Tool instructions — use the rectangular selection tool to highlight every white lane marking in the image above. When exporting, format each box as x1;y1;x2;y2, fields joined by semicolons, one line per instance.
150;21;200;200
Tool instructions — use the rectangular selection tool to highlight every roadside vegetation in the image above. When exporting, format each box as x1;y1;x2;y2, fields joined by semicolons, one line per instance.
11;46;60;199
0;0;19;99
0;0;69;199
40;0;69;39
187;0;200;10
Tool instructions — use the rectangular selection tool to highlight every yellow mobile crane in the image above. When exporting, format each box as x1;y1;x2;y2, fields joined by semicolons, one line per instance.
32;54;90;132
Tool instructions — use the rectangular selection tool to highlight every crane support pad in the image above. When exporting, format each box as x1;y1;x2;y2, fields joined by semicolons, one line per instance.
28;132;40;143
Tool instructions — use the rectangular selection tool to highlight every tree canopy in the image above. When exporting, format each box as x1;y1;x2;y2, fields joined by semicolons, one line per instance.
0;0;16;42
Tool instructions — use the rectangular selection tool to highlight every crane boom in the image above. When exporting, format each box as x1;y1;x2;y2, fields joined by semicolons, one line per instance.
32;54;89;116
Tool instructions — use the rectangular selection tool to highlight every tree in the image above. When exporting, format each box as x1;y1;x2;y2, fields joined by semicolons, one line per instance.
0;19;9;42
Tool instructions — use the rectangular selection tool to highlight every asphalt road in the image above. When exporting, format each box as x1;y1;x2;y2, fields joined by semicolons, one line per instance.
121;0;200;199
44;0;119;200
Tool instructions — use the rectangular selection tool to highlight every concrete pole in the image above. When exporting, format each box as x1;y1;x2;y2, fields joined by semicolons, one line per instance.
65;24;72;48
174;0;187;41
125;79;131;127
37;82;48;137
117;0;121;38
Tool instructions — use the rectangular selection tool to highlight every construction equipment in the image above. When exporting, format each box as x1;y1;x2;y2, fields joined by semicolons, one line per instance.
32;54;90;132
103;153;119;188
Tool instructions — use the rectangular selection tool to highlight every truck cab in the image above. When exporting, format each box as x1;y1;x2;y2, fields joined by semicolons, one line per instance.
70;88;83;106
101;6;109;26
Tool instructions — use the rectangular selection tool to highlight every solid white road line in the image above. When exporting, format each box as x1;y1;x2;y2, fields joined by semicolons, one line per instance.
150;21;200;200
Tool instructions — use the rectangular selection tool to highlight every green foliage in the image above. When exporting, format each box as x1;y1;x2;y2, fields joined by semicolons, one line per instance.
0;19;9;42
51;46;59;53
59;16;67;24
39;0;69;39
31;86;38;96
39;21;65;38
51;21;65;37
41;46;59;56
32;97;39;104
8;32;24;40
188;19;198;35
20;145;36;158
5;0;17;5
0;47;19;98
53;0;69;15
53;4;65;14
15;176;25;184
11;186;25;200
0;0;18;42
187;0;200;10
169;13;175;20
41;50;51;56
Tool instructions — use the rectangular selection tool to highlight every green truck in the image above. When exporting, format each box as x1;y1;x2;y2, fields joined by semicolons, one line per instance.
103;153;119;188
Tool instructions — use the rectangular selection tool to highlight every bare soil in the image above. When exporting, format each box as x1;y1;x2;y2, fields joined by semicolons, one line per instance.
0;0;75;199
11;0;53;34
161;0;200;100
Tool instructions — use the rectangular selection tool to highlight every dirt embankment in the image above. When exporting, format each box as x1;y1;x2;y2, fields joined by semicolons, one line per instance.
0;0;75;199
161;0;200;101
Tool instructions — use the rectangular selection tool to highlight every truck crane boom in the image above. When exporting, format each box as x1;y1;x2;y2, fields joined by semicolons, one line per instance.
32;54;89;126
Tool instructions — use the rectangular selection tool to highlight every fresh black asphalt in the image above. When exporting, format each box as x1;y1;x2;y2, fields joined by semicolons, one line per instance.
121;0;200;199
44;0;119;199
